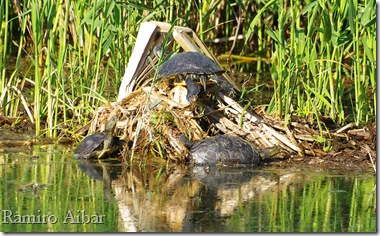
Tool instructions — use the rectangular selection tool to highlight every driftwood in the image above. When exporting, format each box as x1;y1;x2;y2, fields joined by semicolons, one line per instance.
88;21;307;162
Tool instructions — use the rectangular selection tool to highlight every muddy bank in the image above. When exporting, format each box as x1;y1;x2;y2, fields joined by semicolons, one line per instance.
264;121;376;174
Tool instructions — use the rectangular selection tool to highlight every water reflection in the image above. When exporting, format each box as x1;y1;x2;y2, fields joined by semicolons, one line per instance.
0;145;119;232
109;161;376;232
0;145;376;232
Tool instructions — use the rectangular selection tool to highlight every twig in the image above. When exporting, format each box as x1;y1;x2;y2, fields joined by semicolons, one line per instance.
228;7;243;60
335;122;355;134
363;144;376;173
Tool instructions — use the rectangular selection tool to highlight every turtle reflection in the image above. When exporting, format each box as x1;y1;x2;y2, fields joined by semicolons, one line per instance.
111;163;297;232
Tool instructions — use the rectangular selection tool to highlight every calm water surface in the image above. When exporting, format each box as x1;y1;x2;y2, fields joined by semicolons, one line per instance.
0;144;376;232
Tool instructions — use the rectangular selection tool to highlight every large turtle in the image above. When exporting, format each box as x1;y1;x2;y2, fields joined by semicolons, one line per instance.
157;51;233;102
73;115;125;159
179;135;280;166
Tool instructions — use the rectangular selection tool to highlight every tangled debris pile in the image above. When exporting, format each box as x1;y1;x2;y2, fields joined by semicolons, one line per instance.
81;21;300;163
77;21;375;169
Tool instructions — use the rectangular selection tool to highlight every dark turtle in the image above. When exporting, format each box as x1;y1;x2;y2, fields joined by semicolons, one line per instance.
73;115;125;159
157;51;226;102
179;135;280;166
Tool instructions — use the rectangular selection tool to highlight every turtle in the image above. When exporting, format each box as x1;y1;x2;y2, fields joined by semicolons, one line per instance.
157;51;233;102
179;135;280;166
73;115;126;159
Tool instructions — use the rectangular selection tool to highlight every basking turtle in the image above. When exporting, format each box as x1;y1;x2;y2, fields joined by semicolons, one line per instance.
73;115;125;159
179;135;280;166
157;51;228;102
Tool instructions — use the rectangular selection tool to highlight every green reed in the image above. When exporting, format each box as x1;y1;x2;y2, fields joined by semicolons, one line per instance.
246;0;376;130
0;0;7;112
1;0;144;137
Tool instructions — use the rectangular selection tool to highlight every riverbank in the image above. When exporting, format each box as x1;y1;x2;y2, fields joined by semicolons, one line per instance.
0;115;376;175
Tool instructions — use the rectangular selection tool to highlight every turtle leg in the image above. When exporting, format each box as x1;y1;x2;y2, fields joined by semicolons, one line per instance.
185;75;201;102
213;75;236;96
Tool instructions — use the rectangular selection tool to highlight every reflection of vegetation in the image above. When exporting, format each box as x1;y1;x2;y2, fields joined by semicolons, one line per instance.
113;163;376;232
227;174;376;232
0;146;119;232
0;0;375;137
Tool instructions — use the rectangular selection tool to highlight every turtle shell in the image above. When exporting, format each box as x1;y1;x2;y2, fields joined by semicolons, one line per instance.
73;133;106;159
188;135;262;166
158;52;224;77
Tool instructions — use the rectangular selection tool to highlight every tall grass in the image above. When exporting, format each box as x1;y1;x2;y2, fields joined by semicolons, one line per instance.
245;0;376;129
0;0;376;139
1;0;145;137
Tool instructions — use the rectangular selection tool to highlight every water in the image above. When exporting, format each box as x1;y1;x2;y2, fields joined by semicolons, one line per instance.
0;145;376;232
0;145;119;232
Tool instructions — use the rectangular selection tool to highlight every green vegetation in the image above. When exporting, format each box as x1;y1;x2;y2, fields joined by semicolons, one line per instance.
0;0;375;138
249;0;376;129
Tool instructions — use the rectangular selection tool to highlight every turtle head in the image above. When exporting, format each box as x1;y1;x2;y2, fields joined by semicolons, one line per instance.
259;145;281;159
178;134;194;149
103;115;118;150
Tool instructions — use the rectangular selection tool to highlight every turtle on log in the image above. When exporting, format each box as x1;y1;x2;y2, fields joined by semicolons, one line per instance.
73;115;126;159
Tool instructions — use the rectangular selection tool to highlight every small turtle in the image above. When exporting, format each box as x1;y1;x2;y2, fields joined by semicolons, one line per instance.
179;135;280;166
73;115;125;159
157;51;230;102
